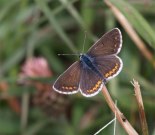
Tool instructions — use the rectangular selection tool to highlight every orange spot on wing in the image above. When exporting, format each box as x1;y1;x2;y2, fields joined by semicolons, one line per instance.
73;86;77;89
87;80;102;93
104;63;119;78
105;73;109;77
62;86;77;90
65;87;69;90
69;87;73;90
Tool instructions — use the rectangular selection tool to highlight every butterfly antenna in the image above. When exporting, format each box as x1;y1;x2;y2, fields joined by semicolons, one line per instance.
82;30;87;54
58;54;79;56
58;31;87;56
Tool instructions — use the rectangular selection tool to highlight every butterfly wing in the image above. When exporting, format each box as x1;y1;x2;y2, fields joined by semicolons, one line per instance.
93;55;123;81
79;66;104;97
53;61;81;94
87;28;122;57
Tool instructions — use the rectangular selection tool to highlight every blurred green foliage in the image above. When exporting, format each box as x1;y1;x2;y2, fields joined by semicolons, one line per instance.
0;0;155;135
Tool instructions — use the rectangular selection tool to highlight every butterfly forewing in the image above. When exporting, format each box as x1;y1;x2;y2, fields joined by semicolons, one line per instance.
87;28;122;57
94;55;123;81
80;66;103;97
53;61;81;94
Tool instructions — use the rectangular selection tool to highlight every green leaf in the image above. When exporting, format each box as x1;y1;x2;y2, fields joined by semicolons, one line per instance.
108;0;155;49
35;0;77;53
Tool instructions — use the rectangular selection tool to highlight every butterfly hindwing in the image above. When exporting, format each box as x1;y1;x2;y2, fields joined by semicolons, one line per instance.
53;61;81;94
80;66;103;97
93;55;123;81
87;28;122;57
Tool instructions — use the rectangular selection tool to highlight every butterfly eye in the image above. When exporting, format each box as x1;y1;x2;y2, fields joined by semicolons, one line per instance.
79;54;83;59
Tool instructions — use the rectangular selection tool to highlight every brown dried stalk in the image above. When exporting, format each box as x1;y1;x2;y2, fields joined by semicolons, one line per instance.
102;85;139;135
131;79;149;135
104;0;155;69
0;82;21;114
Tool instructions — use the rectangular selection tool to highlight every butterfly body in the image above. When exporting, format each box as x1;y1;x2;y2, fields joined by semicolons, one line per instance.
80;54;106;82
53;28;123;97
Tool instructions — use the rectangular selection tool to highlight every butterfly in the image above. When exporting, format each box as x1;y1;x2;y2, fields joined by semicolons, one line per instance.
53;28;123;97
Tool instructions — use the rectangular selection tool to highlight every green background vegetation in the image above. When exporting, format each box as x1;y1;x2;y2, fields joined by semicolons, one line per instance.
0;0;155;135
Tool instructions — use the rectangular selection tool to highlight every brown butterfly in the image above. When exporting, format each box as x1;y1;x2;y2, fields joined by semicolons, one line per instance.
53;28;123;97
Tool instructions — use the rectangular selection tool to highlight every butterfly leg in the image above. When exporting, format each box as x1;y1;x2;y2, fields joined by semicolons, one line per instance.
103;78;107;84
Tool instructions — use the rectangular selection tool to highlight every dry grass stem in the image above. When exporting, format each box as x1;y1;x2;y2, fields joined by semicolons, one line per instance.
102;85;139;135
113;100;117;135
21;91;30;135
104;0;155;68
94;118;116;135
131;79;149;135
